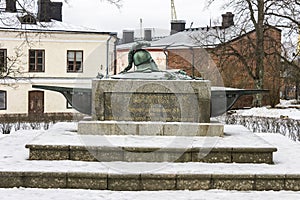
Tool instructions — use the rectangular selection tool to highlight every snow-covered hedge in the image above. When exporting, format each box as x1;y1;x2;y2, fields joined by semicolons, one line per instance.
226;115;300;142
0;113;83;134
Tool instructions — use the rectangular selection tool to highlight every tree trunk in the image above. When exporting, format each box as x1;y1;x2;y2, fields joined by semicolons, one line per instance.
253;79;264;106
253;0;265;107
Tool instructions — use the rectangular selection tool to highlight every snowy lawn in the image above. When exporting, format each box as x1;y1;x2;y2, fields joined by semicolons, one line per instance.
0;101;300;199
0;188;299;200
0;122;299;174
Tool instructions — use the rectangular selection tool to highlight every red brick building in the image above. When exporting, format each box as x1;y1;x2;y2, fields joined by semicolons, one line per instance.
163;23;281;107
117;13;282;108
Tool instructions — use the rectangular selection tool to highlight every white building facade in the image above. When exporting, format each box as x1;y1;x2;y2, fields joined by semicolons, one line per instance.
0;1;117;116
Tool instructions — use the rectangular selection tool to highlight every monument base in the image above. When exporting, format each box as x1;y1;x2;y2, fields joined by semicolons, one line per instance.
25;124;276;164
78;121;224;137
92;79;211;123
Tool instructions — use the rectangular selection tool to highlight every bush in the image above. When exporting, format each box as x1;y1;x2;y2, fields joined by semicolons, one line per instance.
226;115;300;142
0;113;85;134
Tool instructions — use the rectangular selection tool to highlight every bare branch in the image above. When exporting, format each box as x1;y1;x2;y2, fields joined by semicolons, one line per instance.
99;0;123;9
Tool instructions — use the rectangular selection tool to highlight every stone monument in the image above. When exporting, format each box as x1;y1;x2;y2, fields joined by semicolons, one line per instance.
22;43;280;191
78;42;223;137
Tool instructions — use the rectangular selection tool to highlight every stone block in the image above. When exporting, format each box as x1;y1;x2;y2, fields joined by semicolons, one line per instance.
23;172;66;189
108;174;141;191
123;148;190;162
114;122;139;135
139;122;164;136
69;146;98;161
197;99;211;123
26;145;69;160
232;151;273;164
192;148;232;163
96;147;124;162
176;174;211;190
163;123;199;136
285;174;300;191
78;121;117;135
174;151;192;162
123;147;159;162
67;173;107;190
141;174;176;190
0;172;23;188
212;174;255;190
255;174;285;191
198;123;224;137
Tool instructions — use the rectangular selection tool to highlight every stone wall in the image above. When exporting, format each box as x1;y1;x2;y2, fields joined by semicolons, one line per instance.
1;172;299;191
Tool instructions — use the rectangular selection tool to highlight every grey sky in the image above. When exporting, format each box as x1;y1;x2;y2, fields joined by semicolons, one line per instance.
63;0;225;35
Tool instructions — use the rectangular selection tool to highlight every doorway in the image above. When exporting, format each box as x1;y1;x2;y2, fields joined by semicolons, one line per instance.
28;91;44;114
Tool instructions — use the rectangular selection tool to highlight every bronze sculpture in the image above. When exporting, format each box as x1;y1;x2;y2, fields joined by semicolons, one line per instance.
121;41;159;73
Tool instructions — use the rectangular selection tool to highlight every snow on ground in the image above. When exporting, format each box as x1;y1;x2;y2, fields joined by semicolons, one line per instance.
0;188;299;200
234;107;300;120
0;122;299;200
277;99;300;109
0;122;299;174
0;100;299;199
234;99;300;120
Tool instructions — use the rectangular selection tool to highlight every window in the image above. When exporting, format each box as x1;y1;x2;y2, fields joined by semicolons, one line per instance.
29;50;45;72
0;49;7;72
18;15;37;24
67;50;83;72
0;91;7;110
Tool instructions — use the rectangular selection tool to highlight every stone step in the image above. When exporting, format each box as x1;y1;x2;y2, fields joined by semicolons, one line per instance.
25;125;277;164
25;144;276;164
0;171;299;191
78;121;224;137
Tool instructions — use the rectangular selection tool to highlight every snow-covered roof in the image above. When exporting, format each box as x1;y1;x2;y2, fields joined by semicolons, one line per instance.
118;23;256;50
0;12;112;34
151;25;254;49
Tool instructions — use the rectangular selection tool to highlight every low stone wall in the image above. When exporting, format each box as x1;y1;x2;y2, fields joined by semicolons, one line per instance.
0;171;300;191
25;144;276;164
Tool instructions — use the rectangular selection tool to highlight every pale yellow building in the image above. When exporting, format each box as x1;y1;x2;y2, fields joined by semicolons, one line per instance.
0;0;117;116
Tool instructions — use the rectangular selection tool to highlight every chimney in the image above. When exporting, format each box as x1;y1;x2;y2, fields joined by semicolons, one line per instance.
38;0;63;22
49;2;63;21
222;12;234;28
38;0;51;22
122;30;134;44
6;0;17;12
170;20;186;35
144;29;152;41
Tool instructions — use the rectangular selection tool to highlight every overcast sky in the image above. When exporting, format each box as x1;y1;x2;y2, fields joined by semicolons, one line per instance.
62;0;225;36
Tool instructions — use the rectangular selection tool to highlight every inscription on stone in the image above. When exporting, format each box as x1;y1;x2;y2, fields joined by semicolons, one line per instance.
104;92;198;122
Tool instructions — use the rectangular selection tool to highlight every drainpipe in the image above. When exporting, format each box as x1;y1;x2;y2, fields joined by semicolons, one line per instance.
106;35;113;78
106;33;118;77
113;37;119;75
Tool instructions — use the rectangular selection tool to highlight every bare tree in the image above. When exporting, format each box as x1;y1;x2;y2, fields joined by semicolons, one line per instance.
206;0;300;106
0;47;26;82
0;0;123;80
